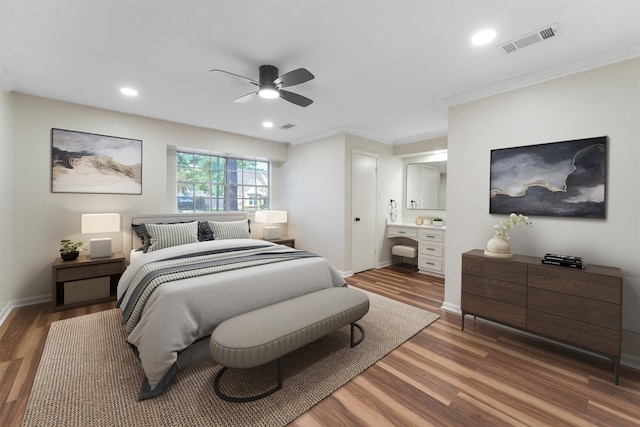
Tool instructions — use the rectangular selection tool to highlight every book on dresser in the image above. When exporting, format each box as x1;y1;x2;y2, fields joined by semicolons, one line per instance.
541;253;585;269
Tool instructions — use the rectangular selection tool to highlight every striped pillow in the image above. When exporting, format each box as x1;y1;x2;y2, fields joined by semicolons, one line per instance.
145;221;199;252
208;219;250;240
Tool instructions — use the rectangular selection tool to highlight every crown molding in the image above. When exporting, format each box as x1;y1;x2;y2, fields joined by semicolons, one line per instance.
291;126;388;146
442;43;640;107
392;129;448;145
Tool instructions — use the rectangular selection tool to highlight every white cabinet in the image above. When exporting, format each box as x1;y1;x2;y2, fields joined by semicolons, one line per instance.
418;229;445;275
386;223;445;277
386;226;418;239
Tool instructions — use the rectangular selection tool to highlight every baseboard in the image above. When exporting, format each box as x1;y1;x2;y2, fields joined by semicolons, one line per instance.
0;294;51;327
339;269;353;278
621;353;640;371
441;301;461;314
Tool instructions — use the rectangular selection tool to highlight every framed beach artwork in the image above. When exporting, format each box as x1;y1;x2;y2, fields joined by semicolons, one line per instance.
489;136;607;218
51;128;142;194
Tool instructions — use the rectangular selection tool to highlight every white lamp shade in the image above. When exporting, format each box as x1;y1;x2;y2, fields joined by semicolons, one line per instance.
254;210;287;224
81;214;120;259
81;213;120;234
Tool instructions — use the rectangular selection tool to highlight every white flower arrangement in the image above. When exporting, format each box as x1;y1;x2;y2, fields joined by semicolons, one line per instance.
493;213;532;240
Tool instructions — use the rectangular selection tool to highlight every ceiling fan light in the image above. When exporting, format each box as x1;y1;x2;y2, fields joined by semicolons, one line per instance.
259;87;279;99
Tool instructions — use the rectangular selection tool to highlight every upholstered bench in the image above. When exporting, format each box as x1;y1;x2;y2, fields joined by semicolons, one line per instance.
392;244;418;269
209;287;370;402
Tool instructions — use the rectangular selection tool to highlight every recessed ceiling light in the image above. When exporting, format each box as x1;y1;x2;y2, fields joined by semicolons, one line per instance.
471;29;497;45
120;87;138;96
262;121;274;128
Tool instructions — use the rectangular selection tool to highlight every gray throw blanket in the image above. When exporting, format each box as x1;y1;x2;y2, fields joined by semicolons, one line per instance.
118;245;318;334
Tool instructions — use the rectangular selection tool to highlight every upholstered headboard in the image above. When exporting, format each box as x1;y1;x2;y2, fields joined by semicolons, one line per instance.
123;212;250;263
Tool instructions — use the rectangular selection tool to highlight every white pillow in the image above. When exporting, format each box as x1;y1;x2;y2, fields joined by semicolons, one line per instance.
145;221;199;252
208;219;250;240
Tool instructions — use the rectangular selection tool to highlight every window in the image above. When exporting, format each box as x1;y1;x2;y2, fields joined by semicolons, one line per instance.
176;151;270;212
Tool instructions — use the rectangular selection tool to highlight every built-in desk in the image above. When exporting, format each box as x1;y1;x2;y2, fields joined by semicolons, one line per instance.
386;221;446;277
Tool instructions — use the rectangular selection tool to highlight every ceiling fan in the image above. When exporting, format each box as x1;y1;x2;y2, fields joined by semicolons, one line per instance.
210;65;314;107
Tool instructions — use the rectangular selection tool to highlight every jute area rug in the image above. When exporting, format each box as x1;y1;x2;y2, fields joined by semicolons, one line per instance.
22;290;439;427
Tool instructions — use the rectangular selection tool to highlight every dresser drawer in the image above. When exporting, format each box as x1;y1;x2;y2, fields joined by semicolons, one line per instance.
419;241;443;257
527;287;620;330
419;255;443;273
527;309;621;357
528;265;622;304
387;226;418;239
418;229;443;242
462;273;526;306
462;253;528;286
462;292;526;329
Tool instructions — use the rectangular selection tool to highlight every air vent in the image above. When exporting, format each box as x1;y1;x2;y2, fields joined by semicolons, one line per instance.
498;23;561;55
280;123;296;130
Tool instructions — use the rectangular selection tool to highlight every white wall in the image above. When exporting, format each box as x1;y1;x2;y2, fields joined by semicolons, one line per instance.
0;89;13;313
445;58;640;365
8;93;288;304
282;134;403;274
282;134;347;270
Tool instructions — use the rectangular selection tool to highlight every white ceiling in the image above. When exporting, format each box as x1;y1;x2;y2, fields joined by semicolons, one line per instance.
1;0;639;145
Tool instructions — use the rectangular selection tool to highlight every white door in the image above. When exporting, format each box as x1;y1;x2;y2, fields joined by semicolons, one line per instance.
351;152;377;273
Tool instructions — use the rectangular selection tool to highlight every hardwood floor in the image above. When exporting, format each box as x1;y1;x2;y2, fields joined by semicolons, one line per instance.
0;300;117;426
2;267;640;426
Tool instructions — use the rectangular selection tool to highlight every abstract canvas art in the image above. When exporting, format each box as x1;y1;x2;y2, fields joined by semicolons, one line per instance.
490;136;607;218
51;128;142;194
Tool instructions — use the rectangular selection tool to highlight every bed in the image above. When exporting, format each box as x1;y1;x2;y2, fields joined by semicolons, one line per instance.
118;213;347;400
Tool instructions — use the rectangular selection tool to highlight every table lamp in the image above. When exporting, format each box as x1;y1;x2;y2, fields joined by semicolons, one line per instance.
81;213;120;258
254;210;287;240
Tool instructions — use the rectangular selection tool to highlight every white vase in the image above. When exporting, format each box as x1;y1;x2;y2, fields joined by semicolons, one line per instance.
484;237;513;258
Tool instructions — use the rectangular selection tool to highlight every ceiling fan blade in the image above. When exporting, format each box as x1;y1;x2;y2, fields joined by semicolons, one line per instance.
279;90;313;107
274;68;314;88
210;69;258;86
234;91;258;103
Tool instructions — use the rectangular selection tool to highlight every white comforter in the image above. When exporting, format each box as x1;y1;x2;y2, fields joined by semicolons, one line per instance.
117;239;346;399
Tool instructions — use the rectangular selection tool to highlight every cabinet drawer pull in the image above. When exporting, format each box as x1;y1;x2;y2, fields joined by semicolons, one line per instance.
398;231;406;234
427;247;435;251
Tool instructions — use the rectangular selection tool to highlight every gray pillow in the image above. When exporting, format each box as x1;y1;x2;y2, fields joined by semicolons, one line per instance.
145;221;199;252
208;219;251;240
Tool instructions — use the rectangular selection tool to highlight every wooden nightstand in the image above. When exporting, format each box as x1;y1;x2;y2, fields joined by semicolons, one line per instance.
263;237;295;248
51;252;125;311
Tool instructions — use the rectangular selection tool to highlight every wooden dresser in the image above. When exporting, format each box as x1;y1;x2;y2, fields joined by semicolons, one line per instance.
461;249;623;384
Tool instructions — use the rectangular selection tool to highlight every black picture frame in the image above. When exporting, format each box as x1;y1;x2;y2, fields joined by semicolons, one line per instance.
51;128;142;194
489;136;607;218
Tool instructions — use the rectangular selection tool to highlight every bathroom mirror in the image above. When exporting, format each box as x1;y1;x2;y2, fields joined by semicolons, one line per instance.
406;161;447;210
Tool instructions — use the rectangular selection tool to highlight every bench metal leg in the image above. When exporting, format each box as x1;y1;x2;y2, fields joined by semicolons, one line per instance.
351;322;365;347
213;358;282;403
214;324;366;402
